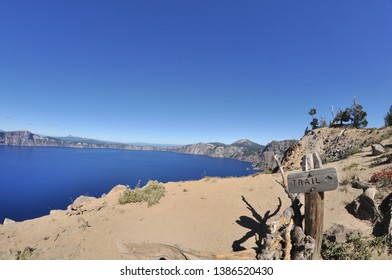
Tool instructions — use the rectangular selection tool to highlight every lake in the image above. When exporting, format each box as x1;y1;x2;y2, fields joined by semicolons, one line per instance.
0;146;256;222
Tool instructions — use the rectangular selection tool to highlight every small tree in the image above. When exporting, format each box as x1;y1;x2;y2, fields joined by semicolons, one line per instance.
341;108;352;124
310;118;319;130
385;106;392;127
308;108;319;130
351;99;368;128
332;107;351;126
309;108;317;116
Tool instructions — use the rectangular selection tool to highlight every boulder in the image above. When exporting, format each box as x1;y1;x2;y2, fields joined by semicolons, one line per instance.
387;154;392;164
351;180;372;190
50;209;65;216
106;185;128;197
3;218;16;225
349;188;379;221
379;193;392;237
372;144;385;156
72;195;96;206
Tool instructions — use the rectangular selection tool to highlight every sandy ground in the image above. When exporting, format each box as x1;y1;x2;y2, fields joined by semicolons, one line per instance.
1;143;390;260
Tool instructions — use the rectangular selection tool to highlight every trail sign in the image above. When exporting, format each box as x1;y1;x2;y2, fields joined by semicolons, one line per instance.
287;167;339;194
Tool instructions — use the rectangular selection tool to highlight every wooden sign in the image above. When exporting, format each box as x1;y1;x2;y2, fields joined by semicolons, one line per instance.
287;167;339;193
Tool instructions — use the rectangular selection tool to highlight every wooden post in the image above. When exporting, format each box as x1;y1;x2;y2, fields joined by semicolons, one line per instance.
302;152;324;260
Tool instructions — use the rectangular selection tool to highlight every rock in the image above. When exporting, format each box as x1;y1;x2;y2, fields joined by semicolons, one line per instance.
379;193;392;237
72;195;96;206
3;218;16;225
258;140;297;171
106;185;128;197
324;224;353;243
351;180;372;190
349;189;380;221
50;210;65;216
387;154;392;164
372;144;385;156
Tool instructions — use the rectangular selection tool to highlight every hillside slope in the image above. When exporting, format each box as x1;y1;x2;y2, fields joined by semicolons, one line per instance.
282;126;392;170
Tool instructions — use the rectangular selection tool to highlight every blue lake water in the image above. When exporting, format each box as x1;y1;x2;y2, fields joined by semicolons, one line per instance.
0;146;256;222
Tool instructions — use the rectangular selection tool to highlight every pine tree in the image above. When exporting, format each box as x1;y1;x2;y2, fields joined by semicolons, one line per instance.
310;118;319;130
385;105;392;127
308;108;319;130
351;99;368;128
341;108;352;124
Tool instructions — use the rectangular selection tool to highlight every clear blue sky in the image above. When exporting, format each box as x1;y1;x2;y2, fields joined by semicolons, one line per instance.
0;0;391;145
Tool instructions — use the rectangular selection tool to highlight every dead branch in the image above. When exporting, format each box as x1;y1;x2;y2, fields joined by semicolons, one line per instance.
274;154;287;188
274;154;297;202
283;219;294;260
268;207;294;234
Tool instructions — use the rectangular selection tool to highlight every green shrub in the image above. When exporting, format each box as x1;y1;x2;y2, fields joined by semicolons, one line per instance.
322;232;371;260
370;235;392;256
343;163;359;171
340;146;362;159
119;180;165;206
322;232;392;260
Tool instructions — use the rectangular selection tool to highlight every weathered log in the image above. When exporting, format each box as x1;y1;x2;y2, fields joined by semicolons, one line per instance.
257;233;283;260
116;241;189;260
273;153;303;227
116;241;258;260
257;154;317;260
291;226;307;260
334;129;346;143
268;207;294;234
274;154;297;202
283;219;294;260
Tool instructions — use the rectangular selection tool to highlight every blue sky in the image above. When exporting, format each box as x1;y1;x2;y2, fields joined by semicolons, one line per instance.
0;0;391;145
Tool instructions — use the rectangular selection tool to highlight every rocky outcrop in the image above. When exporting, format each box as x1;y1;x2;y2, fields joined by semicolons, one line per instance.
372;144;385;156
282;127;392;170
257;140;297;171
3;218;16;225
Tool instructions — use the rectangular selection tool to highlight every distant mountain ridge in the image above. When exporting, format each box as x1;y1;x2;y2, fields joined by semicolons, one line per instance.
54;135;124;146
0;130;161;151
168;139;265;164
0;130;266;165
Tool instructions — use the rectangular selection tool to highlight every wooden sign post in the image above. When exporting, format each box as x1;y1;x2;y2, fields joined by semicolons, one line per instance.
287;152;339;260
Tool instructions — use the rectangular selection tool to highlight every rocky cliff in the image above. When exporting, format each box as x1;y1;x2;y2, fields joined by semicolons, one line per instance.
0;131;160;151
257;140;297;171
168;139;264;164
0;131;264;165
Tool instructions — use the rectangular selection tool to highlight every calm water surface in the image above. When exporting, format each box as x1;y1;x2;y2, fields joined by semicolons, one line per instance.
0;146;256;222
